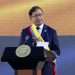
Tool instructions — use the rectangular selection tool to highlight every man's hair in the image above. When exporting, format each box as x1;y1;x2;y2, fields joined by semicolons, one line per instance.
28;6;43;17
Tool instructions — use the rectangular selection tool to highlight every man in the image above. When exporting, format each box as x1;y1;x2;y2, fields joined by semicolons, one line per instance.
20;6;60;75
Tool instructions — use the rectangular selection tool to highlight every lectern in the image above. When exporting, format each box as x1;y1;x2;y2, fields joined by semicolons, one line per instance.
1;46;45;75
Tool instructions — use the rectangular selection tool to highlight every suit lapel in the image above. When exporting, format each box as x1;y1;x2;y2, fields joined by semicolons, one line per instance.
41;24;48;42
27;25;49;45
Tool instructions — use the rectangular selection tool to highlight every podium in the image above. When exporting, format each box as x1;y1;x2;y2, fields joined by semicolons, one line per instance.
1;46;45;75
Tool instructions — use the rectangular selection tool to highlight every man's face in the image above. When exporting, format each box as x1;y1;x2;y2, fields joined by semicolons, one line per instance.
30;9;44;26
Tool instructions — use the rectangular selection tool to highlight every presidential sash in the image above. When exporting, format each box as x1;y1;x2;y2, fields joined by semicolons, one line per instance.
31;24;51;51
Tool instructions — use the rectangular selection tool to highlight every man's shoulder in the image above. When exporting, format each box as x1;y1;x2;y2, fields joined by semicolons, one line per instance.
22;24;56;33
22;26;31;32
44;24;56;33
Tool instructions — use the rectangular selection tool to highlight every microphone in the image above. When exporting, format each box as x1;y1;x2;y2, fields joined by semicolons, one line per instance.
36;26;40;30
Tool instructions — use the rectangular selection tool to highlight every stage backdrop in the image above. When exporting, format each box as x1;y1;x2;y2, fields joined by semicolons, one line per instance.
0;0;75;36
0;0;75;75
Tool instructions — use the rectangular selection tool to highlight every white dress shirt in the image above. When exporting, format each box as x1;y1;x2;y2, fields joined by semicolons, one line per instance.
37;24;44;34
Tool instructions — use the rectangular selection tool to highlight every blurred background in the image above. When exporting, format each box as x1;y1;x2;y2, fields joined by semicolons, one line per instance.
0;0;75;75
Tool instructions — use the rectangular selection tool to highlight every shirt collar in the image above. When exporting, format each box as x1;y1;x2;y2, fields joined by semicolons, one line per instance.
39;24;44;29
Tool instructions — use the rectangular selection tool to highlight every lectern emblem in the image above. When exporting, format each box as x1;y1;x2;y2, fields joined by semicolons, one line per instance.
16;44;31;58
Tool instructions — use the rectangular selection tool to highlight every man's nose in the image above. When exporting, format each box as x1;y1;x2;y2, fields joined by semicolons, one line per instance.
36;16;42;20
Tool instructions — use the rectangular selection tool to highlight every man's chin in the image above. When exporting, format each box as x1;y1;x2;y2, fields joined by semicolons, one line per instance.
36;23;43;26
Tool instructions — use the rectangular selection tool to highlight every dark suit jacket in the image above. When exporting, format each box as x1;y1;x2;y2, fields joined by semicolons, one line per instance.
20;24;60;56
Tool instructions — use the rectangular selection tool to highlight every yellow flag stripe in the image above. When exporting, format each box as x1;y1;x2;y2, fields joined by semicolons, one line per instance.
31;24;50;51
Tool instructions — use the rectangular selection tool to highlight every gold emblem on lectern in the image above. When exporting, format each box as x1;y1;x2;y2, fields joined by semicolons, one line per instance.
16;44;31;58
